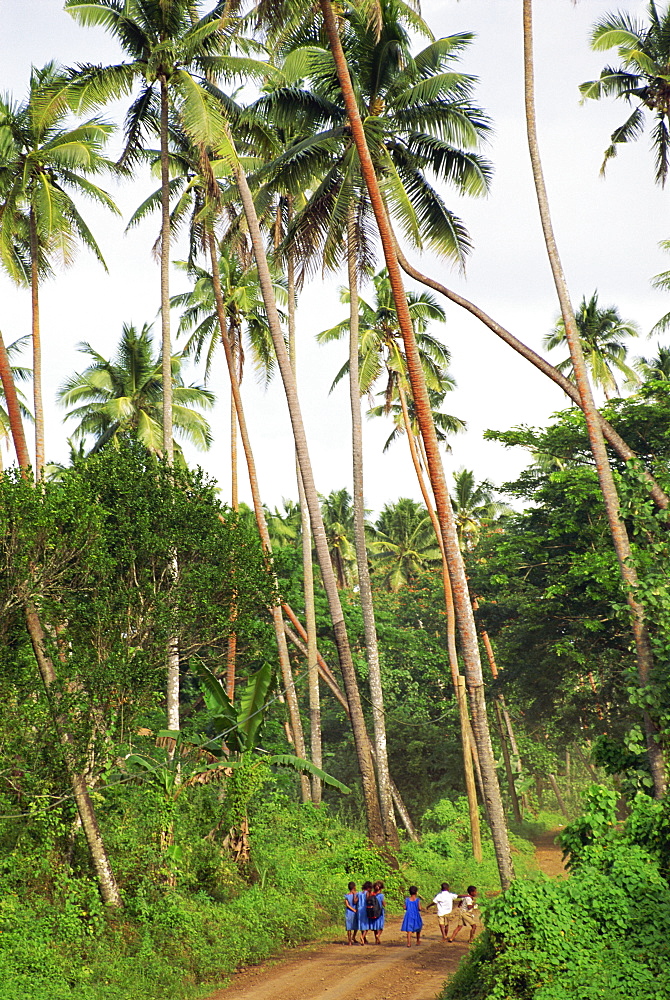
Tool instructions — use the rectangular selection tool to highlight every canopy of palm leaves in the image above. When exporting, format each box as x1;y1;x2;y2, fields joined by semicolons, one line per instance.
58;322;214;460
319;488;357;589
451;469;511;553
368;497;441;591
0;61;117;286
580;1;670;186
543;292;639;399
636;344;670;384
251;0;492;278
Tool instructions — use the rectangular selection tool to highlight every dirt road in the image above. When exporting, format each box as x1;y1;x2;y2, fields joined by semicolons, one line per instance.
205;917;470;1000
203;832;566;1000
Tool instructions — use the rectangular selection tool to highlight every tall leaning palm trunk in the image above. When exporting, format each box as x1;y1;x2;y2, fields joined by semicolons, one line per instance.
206;227;311;802
317;0;512;883
523;0;665;797
286;225;322;803
0;334;121;906
227;130;384;844
347;210;397;847
395;383;481;860
28;209;45;477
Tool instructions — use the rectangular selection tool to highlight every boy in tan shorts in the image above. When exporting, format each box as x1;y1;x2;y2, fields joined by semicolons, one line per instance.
425;882;459;941
447;886;480;943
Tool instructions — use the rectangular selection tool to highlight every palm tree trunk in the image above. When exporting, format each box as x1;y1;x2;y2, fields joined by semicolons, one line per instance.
282;613;419;840
347;210;397;847
392;244;670;513
159;78;173;464
226;338;239;702
29;208;44;478
523;0;666;797
227;133;384;844
0;347;120;905
206;230;310;803
0;333;31;470
396;384;481;860
287;223;322;804
318;0;512;884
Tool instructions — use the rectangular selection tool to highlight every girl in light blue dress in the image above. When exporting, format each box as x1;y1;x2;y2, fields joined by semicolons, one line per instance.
357;880;373;944
401;885;423;947
370;880;386;944
344;882;359;945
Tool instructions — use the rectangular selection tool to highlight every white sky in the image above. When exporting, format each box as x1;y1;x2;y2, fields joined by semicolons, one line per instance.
1;0;668;515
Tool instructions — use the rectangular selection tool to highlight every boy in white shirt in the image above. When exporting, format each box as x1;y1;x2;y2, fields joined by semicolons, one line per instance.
425;882;459;941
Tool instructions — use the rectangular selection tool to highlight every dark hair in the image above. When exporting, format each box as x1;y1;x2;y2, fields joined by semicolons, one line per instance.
362;881;373;891
441;883;450;891
348;881;356;891
374;880;385;892
467;886;477;895
408;885;418;896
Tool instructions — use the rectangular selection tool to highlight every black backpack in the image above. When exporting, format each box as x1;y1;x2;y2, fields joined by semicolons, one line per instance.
366;892;382;921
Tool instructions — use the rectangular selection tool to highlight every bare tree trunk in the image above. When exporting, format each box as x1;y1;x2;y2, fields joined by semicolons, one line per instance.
286;222;322;803
283;615;418;840
396;385;481;858
206;230;310;803
228;139;383;843
523;0;665;796
347;211;397;848
159;77;173;464
548;773;569;820
29;209;44;478
318;0;512;885
392;244;669;513
0;333;31;471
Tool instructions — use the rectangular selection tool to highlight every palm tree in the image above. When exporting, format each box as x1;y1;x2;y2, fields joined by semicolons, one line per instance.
64;0;260;463
369;498;441;592
58;322;214;460
320;489;357;590
636;343;670;383
580;1;670;186
0;62;118;476
544;293;639;400
524;0;666;797
451;470;510;554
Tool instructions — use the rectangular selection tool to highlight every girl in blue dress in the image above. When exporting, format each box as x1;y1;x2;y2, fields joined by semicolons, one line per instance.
357;881;373;944
401;885;423;947
370;880;386;944
344;881;359;945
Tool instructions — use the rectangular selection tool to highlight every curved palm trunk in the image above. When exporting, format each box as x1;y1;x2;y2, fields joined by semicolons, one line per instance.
227;132;384;844
29;208;44;478
207;231;310;803
392;244;670;513
348;211;397;848
226;339;239;702
287;228;322;803
523;0;666;796
396;384;481;860
0;342;120;905
318;1;511;882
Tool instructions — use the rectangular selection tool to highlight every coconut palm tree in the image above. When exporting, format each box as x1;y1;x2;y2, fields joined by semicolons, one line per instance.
580;1;670;186
58;322;214;460
636;343;670;383
0;62;118;476
64;0;264;463
544;292;639;400
369;498;441;592
451;469;511;554
320;488;357;590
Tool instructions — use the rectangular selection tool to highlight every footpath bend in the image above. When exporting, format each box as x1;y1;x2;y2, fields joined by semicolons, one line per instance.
204;834;566;1000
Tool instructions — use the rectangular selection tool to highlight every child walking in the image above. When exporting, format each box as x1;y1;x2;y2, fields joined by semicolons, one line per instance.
370;880;386;944
400;885;423;947
447;886;479;943
344;881;359;945
357;881;373;945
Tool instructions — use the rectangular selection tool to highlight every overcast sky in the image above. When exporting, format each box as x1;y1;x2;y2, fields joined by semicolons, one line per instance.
1;0;668;515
